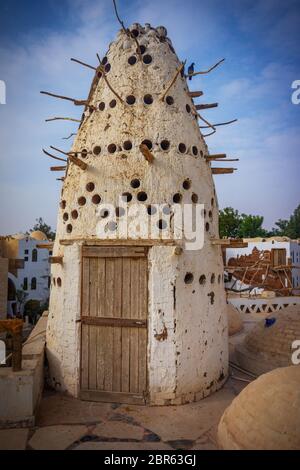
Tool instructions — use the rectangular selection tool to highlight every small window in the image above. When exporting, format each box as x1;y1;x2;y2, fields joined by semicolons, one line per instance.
24;256;28;262
49;250;53;256
23;278;28;290
24;249;29;254
32;248;38;262
31;277;37;290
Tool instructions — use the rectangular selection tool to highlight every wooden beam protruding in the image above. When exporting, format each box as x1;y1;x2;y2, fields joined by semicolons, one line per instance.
196;103;218;110
139;144;154;163
188;91;203;98
49;256;63;265
212;168;236;174
211;238;247;248
207;153;227;159
40;91;89;107
36;243;54;249
69;155;87;170
50;166;67;172
70;57;97;71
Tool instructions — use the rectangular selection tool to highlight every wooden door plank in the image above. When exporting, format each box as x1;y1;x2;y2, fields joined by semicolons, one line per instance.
82;246;146;258
113;258;122;391
81;324;89;389
96;258;106;390
81;257;90;316
104;259;114;391
88;258;98;390
130;258;140;393
121;258;131;392
138;258;148;393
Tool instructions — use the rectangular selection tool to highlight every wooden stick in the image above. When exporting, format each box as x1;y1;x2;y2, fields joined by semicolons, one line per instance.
56;177;65;181
199;118;237;129
207;158;239;162
112;0;142;60
40;91;88;106
98;65;124;103
196;103;218;110
42;148;67;162
197;112;216;130
71;57;97;71
69;154;87;170
45;117;81;123
206;153;227;159
212;168;236;174
202;129;216;137
139;144;154;163
49;256;64;264
62;133;77;140
186;58;225;77
188;91;203;98
50;166;67;172
160;61;186;102
50;145;87;157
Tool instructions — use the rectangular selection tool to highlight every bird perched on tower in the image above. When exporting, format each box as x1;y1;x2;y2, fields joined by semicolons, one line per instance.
188;62;195;80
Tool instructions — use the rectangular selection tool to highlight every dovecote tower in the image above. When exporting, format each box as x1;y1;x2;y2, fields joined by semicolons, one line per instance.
45;23;229;405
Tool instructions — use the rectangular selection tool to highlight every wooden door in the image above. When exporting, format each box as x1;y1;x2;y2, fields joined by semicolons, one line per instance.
80;246;148;404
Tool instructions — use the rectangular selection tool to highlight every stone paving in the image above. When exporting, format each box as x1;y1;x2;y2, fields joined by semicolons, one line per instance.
0;369;250;450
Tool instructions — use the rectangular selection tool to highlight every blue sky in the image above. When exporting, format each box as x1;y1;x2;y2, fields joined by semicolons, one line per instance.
0;0;299;234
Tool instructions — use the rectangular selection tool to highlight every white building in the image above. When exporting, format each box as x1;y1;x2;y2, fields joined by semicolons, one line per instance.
2;231;52;316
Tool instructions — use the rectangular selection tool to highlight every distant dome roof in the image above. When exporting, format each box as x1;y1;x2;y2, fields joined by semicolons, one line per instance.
30;230;48;241
218;366;300;450
236;304;300;375
227;304;243;336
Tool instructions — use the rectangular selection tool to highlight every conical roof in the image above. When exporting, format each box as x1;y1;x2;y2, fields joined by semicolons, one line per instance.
236;304;300;375
217;366;300;450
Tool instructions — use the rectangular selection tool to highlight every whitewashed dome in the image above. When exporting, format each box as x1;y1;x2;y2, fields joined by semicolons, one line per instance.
236;304;300;375
12;232;26;240
218;366;300;450
30;230;48;241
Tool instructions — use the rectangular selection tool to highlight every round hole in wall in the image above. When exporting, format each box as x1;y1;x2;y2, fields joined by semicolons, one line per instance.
218;274;221;284
92;194;101;205
160;140;170;151
128;56;137;65
186;104;191;113
107;221;117;231
86;182;95;192
130;178;140;189
78;196;86;206
109;99;117;108
60;200;66;209
71;210;78;219
57;277;62;287
209;210;213;219
53;277;56;286
126;95;136;105
199;274;206;285
99;102;105;111
102;56;108;65
205;222;210;231
202;208;207;217
173;193;182;203
81;149;88;158
141;139;152;150
184;272;194;284
200;150;204;158
121;192;133;202
108;143;117;154
66;224;73;233
182;179;191;190
93;145;101;156
211;273;215;284
138;44;146;54
143;54;152;64
163;205;171;215
137;191;147;202
63;212;69;221
147;205;157;215
116;207;125;217
157;219;167;230
97;71;102;79
100;208;109;218
144;94;153;105
211;197;214;206
178;143;186;154
192;146;198;156
123;140;133;151
105;63;111;73
166;95;174;105
191;193;198;203
131;29;139;38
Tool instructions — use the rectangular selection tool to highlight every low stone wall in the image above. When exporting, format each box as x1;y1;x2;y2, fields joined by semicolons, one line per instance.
0;312;48;428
